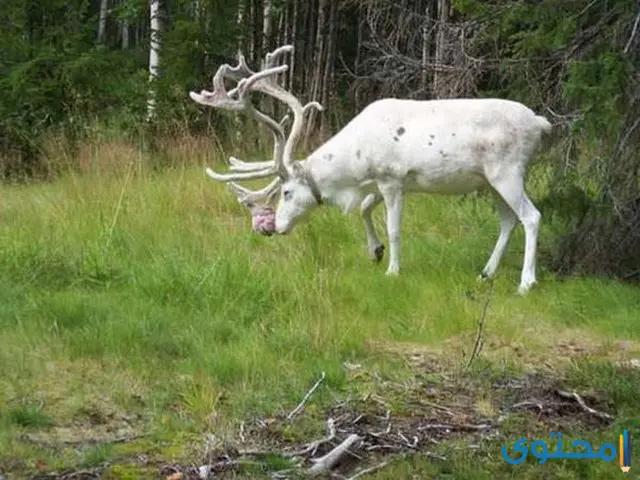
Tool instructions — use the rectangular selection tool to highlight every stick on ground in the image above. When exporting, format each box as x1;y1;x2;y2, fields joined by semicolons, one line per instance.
287;371;327;420
464;279;494;371
308;434;362;476
555;390;613;420
346;460;390;480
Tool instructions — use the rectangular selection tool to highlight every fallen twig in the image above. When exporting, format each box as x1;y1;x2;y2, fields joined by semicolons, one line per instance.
366;444;402;452
308;434;363;476
368;422;392;438
511;400;544;415
346;460;390;480
287;371;327;420
464;279;494;371
418;422;492;432
555;390;613;421
239;421;245;443
414;399;456;417
270;469;298;479
292;418;337;457
237;448;297;459
196;459;263;477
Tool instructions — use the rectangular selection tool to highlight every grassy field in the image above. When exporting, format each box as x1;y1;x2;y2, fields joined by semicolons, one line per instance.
0;141;639;479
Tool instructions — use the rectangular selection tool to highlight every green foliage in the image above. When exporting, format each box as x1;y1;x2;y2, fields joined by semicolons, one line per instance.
0;0;638;274
456;0;640;279
0;164;639;477
6;406;54;428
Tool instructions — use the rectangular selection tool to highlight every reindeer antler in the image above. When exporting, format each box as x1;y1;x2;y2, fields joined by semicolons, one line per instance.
190;45;323;206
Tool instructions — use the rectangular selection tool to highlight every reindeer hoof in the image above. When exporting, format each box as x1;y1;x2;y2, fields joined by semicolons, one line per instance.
517;280;537;296
478;271;490;282
372;244;385;263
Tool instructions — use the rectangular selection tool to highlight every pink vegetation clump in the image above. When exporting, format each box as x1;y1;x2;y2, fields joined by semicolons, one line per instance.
250;205;276;236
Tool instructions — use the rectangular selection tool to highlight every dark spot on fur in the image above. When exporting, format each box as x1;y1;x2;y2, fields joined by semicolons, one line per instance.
474;143;488;155
393;136;399;142
356;149;361;159
439;149;447;157
325;153;334;161
382;166;394;176
452;132;456;137
428;142;433;146
429;134;435;139
396;126;406;136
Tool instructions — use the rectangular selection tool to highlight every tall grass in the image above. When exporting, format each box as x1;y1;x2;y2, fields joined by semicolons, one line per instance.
1;138;639;476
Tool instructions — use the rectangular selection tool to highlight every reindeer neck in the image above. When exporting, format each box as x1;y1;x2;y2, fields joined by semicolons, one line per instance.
304;150;365;214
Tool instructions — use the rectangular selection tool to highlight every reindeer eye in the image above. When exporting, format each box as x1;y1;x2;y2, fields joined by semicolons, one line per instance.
283;190;291;199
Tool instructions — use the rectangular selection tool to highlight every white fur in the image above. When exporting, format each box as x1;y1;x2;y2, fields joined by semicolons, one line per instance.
275;98;552;295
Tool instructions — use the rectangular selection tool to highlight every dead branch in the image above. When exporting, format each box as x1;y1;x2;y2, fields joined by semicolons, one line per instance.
415;399;456;417
291;418;336;456
346;460;390;480
464;279;494;371
196;459;263;478
511;400;544;415
287;371;327;420
418;422;492;432
239;421;246;443
308;433;363;476
554;390;613;421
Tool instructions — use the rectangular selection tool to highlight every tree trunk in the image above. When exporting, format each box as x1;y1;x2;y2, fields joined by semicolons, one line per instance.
396;0;408;49
262;0;273;54
121;19;129;49
433;0;450;99
304;0;327;148
289;0;298;92
302;0;317;100
147;0;163;121
261;0;275;117
354;3;364;110
248;0;255;60
236;0;245;55
279;4;288;98
98;0;109;43
320;0;337;139
421;2;433;94
194;0;200;23
251;0;263;65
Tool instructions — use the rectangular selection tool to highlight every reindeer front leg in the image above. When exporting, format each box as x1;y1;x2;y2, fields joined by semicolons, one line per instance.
378;183;404;276
360;193;385;263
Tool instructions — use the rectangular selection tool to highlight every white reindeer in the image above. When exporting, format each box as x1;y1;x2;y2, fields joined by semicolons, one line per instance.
190;45;552;295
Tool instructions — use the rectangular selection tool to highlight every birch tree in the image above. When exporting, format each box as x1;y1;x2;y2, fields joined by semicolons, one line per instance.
98;0;109;42
147;0;162;121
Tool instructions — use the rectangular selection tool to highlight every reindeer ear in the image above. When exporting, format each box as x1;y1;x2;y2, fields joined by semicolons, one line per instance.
290;161;305;179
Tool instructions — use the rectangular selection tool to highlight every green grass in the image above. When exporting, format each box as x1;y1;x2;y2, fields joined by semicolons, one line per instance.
0;147;639;478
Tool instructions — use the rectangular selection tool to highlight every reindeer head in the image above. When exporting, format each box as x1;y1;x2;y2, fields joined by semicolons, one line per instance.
190;45;324;236
274;160;324;234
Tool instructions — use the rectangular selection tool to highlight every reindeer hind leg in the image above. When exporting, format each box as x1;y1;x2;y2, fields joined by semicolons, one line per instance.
361;193;385;263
